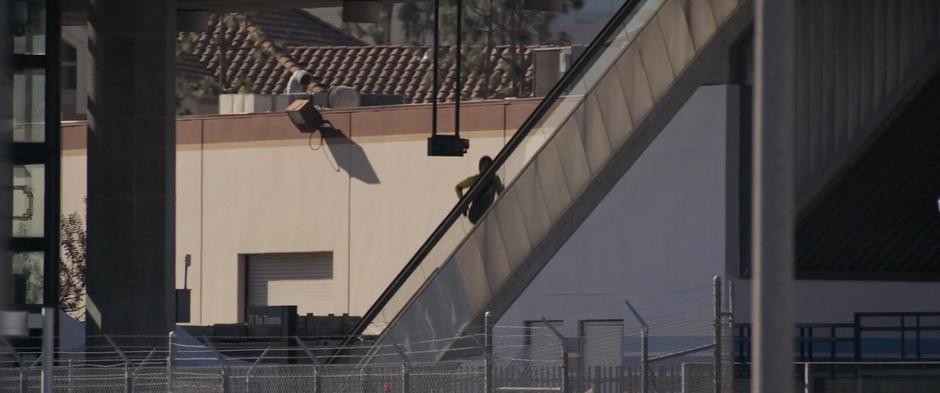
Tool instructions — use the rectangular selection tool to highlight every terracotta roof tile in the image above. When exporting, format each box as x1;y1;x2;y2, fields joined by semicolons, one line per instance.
179;10;554;103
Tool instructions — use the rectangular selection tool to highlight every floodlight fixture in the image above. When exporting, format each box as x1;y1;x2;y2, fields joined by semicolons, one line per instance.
286;99;326;133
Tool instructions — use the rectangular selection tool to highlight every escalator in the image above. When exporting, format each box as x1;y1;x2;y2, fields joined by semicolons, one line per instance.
348;0;751;363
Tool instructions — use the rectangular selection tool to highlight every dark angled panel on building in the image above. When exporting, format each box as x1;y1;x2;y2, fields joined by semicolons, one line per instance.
796;69;940;281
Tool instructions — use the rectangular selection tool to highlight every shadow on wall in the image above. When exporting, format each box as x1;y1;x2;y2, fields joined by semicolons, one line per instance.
321;127;380;184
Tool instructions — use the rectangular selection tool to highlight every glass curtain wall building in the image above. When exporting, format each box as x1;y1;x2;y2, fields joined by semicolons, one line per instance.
3;0;61;326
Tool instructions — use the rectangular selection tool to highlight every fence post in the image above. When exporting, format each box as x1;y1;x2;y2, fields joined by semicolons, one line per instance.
313;364;320;393
540;317;567;393
714;276;722;393
803;363;812;393
246;347;269;393
726;279;735;393
19;367;26;393
41;307;53;393
167;332;175;393
221;358;229;393
640;327;648;393
67;359;73;393
125;360;133;393
401;361;410;393
624;299;649;393
484;311;493;393
106;335;131;393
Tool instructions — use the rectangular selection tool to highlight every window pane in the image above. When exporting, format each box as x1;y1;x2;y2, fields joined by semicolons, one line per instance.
13;164;45;238
12;0;46;55
13;69;46;142
12;252;44;305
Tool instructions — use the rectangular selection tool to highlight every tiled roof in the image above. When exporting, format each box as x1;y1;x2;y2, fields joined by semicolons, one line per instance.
177;9;365;89
193;44;538;104
177;10;543;103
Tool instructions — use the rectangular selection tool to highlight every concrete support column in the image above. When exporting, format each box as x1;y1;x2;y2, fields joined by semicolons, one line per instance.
752;1;795;393
86;0;176;336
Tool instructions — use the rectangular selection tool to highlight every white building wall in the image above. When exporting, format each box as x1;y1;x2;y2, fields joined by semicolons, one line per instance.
498;84;940;339
498;85;733;336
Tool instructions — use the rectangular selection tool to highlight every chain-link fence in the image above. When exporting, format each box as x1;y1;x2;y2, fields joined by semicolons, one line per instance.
0;278;735;393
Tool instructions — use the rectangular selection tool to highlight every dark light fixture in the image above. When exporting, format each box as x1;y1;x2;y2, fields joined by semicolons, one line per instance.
523;0;564;12
286;99;325;133
342;0;384;23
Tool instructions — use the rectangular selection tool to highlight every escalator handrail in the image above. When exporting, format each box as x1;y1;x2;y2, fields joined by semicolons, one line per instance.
345;0;646;345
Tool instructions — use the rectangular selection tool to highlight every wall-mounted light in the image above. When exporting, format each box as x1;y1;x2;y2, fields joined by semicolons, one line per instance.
286;99;325;134
343;0;384;23
523;0;563;12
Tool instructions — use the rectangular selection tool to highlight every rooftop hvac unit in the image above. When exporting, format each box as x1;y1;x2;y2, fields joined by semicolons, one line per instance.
329;86;362;108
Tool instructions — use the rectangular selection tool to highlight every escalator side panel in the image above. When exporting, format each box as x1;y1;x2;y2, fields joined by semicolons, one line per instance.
594;68;634;147
708;0;740;23
581;92;616;174
479;210;514;294
554;119;594;198
637;19;677;100
454;227;492;317
397;259;471;359
534;142;574;224
657;0;697;76
618;46;656;126
511;161;554;246
688;0;720;51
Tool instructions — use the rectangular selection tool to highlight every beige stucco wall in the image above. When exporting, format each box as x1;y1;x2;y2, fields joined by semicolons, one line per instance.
61;99;537;325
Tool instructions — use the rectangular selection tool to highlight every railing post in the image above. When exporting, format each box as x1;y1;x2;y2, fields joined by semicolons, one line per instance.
166;332;175;393
714;276;722;393
803;363;812;393
592;366;600;393
484;311;493;393
67;359;73;393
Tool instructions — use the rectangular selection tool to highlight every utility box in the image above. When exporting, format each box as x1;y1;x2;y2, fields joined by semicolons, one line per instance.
175;289;191;323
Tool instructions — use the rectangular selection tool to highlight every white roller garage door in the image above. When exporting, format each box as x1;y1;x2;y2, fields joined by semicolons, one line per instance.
581;320;624;368
247;253;333;315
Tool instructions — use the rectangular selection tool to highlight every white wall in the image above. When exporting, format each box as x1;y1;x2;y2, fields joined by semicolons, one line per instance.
498;85;733;338
491;83;940;340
